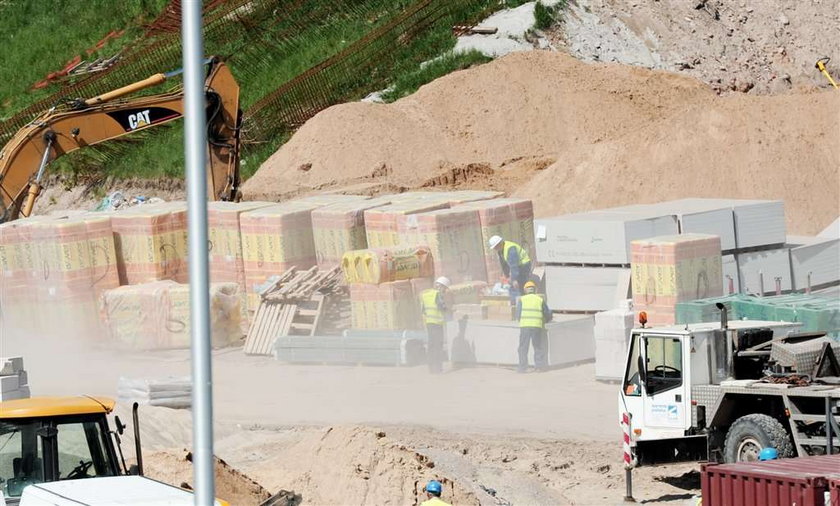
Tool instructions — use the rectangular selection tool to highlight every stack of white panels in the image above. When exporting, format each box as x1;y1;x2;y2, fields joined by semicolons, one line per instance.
819;217;839;239
787;235;840;291
535;211;679;265
738;248;794;295
594;306;635;381
117;377;191;409
0;357;29;401
544;266;631;311
613;200;736;251
722;254;740;294
446;315;594;367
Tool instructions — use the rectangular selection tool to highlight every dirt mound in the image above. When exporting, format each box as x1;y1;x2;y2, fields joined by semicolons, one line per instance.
216;425;482;506
142;449;272;505
554;0;840;95
244;51;838;234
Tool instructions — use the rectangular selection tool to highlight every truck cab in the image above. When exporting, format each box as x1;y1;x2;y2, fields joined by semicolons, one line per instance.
618;318;840;465
0;396;229;505
0;397;123;503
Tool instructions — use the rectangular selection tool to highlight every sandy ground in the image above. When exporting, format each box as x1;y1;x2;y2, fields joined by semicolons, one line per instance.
6;332;700;505
244;51;839;235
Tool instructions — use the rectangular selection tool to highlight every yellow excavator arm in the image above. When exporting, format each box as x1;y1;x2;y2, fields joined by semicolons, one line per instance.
0;56;242;222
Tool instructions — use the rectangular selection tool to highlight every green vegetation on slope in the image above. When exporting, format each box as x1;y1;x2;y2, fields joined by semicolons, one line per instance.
0;0;167;116
381;50;492;103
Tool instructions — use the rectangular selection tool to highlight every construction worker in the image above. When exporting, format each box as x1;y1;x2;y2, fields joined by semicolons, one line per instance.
421;480;451;506
488;235;532;302
421;277;450;374
515;281;551;373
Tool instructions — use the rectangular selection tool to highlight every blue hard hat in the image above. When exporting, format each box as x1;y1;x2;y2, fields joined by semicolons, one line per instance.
426;480;442;495
758;447;778;461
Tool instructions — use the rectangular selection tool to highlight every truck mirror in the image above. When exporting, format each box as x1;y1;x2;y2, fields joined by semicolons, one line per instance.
114;415;126;436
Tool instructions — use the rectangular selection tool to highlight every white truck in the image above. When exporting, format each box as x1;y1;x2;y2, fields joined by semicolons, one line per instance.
619;304;840;465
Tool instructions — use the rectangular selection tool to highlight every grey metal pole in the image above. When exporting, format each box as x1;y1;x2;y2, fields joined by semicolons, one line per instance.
180;1;215;504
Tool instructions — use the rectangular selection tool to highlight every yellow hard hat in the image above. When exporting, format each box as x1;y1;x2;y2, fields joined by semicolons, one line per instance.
523;281;537;290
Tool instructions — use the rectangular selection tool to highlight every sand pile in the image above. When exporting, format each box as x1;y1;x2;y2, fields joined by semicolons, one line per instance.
141;450;272;505
244;51;839;234
216;425;481;506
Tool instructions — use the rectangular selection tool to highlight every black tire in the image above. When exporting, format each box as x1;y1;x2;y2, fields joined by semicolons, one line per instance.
723;413;794;463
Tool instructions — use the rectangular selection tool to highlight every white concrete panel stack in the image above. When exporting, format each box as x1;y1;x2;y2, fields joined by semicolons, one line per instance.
593;303;635;382
446;316;594;366
535;209;678;312
787;235;840;291
819;217;839;239
722;254;740;294
0;357;29;401
738;248;794;294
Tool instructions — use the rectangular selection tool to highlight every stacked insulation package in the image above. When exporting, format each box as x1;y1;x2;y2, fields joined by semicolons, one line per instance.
312;198;388;269
208;201;274;328
110;202;188;285
101;280;241;350
456;198;535;283
631;234;723;326
397;207;487;283
0;214;120;340
240;202;321;310
364;201;449;248
341;246;434;284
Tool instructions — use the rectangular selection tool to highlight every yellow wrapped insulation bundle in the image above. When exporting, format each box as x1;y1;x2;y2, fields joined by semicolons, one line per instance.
341;245;434;284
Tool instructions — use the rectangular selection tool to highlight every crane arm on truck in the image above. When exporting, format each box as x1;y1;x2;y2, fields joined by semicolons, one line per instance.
0;56;241;223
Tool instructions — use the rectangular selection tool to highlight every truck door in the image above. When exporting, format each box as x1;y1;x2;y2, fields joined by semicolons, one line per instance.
640;334;690;437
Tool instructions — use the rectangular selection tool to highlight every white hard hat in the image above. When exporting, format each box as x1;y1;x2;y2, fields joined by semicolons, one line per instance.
488;235;503;249
435;276;451;288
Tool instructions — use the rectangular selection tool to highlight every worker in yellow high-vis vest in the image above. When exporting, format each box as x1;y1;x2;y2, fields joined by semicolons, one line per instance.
488;235;532;302
515;281;551;372
420;276;451;374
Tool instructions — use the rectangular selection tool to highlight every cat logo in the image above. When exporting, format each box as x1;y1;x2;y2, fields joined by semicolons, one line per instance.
127;110;152;130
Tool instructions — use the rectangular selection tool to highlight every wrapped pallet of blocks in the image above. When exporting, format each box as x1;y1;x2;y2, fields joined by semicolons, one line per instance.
101;280;241;350
240;202;321;310
631;234;723;326
341;245;434;284
0;219;42;339
110;202;188;284
0;357;30;401
397;207;487;283
349;280;426;330
456;198;535;283
364;202;449;248
208;201;274;328
312;198;390;269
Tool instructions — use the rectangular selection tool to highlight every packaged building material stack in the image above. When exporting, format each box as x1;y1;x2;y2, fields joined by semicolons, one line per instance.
0;357;29;401
0;218;45;338
117;376;191;409
364;201;449;248
312;198;389;269
536;209;679;312
397;207;487;283
456;198;535;283
787;234;840;292
593;301;635;382
630;234;723;326
349;280;426;331
110;202;189;285
240;202;322;310
101;280;241;350
341;246;433;284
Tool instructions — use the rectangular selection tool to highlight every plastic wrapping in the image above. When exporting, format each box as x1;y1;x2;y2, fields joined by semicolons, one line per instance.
101;281;241;350
109;202;188;284
456;198;535;283
397;207;487;283
341;245;433;284
631;233;723;326
240;202;321;310
312;198;389;269
117;376;191;409
364;202;449;248
349;280;426;330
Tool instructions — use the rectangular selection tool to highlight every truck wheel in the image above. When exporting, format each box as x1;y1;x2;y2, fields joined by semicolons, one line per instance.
723;413;794;463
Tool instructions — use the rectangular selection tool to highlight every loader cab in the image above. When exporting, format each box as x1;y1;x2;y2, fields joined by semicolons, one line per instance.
0;397;122;503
